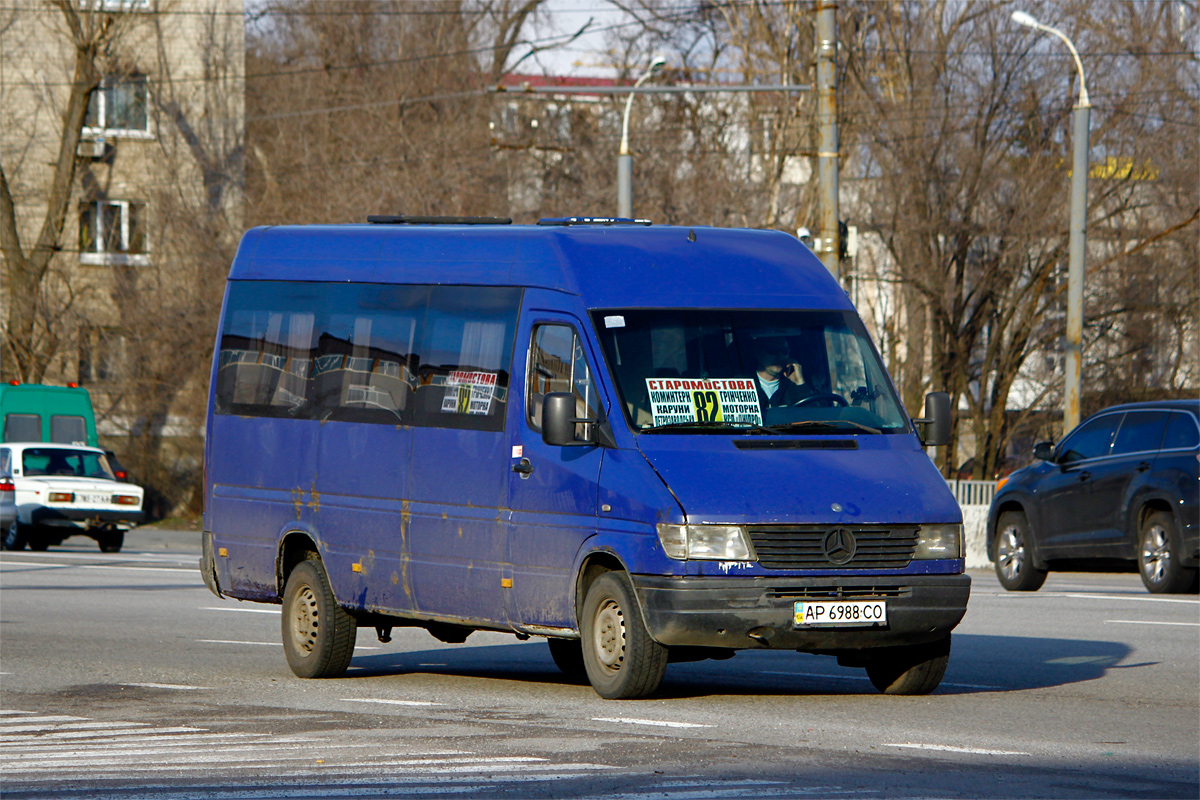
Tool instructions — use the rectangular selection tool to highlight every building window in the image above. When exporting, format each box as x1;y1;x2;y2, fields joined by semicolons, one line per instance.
79;200;149;266
79;326;126;384
83;76;150;138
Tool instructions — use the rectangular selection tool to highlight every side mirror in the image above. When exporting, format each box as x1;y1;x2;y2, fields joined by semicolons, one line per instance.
1033;441;1055;462
914;391;951;447
542;393;579;446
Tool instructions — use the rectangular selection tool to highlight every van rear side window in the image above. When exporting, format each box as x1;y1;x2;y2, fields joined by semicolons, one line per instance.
50;415;87;444
4;414;41;442
214;281;520;432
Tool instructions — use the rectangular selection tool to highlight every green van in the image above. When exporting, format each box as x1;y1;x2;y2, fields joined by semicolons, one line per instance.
0;383;99;448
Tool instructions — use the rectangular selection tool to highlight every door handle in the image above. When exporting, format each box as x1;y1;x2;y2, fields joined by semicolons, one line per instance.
1136;461;1151;472
512;457;534;477
1077;470;1091;482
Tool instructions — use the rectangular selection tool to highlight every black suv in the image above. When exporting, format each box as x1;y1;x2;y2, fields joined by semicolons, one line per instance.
987;400;1199;593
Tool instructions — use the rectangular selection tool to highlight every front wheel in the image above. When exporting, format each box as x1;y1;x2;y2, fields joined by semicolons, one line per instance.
580;572;668;699
281;557;357;678
864;635;952;695
994;510;1047;592
1139;511;1197;594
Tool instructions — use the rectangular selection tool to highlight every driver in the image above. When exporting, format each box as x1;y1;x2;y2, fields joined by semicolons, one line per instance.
751;336;814;408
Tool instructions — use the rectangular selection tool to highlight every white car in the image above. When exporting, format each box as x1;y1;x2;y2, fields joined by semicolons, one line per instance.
0;443;143;553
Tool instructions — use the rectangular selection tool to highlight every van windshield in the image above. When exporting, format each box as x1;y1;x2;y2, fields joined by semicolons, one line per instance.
591;309;910;435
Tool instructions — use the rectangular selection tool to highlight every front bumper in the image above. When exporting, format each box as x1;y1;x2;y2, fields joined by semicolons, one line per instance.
31;507;143;528
631;573;971;652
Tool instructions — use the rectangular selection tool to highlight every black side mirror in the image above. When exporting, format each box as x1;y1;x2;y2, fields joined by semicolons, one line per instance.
542;393;579;446
914;391;951;446
1033;441;1055;462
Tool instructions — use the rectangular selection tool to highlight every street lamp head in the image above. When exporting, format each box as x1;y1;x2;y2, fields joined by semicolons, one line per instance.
1011;10;1041;29
648;54;668;74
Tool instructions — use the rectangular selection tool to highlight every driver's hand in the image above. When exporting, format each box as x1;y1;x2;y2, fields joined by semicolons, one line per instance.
784;362;804;385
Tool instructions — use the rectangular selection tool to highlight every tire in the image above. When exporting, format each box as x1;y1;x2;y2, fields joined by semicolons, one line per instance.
98;531;124;553
26;532;50;551
2;520;26;551
1138;511;1196;594
994;510;1047;592
580;571;668;699
281;557;357;679
547;637;587;678
865;635;952;695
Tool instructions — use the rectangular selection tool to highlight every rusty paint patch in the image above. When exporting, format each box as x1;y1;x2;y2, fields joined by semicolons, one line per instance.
391;572;399;585
291;488;304;519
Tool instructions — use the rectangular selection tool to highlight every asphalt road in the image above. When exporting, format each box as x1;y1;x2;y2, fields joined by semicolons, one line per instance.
1;528;1197;800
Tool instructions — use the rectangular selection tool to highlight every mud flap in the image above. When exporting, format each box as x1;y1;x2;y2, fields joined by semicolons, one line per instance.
200;531;223;598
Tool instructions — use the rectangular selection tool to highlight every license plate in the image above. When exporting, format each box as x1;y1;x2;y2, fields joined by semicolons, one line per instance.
793;600;887;627
78;493;108;505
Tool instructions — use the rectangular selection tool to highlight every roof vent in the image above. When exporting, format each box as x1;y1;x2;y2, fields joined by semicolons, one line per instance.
537;217;652;226
367;215;512;225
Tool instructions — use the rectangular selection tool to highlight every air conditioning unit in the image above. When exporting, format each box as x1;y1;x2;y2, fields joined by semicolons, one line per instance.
76;139;108;158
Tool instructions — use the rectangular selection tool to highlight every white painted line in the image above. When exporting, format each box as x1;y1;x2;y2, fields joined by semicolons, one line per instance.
1064;593;1199;605
79;565;198;574
0;715;88;725
342;698;443;708
886;742;1030;756
123;682;209;690
0;731;251;746
196;638;381;651
0;722;148;734
592;717;713;729
4;741;372;761
759;671;1002;690
1105;619;1200;627
201;606;279;615
0;711;36;716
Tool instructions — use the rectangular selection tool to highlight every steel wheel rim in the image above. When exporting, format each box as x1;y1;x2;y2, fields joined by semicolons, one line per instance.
997;527;1024;581
1141;524;1170;584
290;585;319;655
593;598;626;675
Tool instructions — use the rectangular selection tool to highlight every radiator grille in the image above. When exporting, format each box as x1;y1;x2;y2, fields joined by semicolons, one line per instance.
747;525;919;569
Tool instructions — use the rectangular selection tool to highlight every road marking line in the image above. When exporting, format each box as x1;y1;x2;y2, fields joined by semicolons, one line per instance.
0;711;36;716
885;742;1029;756
3;741;373;761
196;639;381;651
0;722;148;734
1063;593;1199;605
1105;619;1200;627
759;671;1002;690
0;715;88;725
592;717;713;729
0;732;255;746
200;606;279;615
342;698;444;707
123;682;209;690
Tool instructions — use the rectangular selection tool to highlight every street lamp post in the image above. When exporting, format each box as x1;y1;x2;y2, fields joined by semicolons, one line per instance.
617;55;666;219
1012;10;1091;436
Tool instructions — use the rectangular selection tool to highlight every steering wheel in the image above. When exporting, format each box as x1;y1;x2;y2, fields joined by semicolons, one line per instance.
793;392;849;408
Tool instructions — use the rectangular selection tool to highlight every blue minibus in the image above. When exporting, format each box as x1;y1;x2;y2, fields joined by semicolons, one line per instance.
201;216;969;699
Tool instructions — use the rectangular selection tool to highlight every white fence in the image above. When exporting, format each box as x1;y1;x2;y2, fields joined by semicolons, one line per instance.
944;479;996;569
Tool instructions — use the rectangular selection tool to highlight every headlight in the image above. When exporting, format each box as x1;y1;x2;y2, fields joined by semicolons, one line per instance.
656;524;755;561
914;523;963;560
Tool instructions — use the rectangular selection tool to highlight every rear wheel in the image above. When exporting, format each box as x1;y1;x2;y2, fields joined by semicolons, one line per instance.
281;557;357;678
547;638;586;678
1139;511;1196;594
98;530;124;553
994;511;1047;592
2;520;26;551
865;635;952;695
580;571;668;699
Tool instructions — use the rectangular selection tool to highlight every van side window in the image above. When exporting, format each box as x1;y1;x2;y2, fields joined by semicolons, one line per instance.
1161;411;1200;451
410;286;521;433
527;324;600;434
4;414;41;442
0;447;11;474
51;415;88;445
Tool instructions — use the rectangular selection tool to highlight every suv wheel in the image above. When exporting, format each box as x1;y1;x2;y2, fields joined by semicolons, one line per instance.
1139;511;1197;594
994;510;1047;592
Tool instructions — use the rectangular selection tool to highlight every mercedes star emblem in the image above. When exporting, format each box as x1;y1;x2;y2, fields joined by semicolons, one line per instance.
822;527;857;565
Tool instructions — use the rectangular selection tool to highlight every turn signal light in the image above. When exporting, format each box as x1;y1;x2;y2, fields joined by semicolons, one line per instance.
48;492;74;503
113;495;140;506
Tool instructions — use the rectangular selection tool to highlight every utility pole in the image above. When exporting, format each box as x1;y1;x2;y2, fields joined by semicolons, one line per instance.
815;2;840;281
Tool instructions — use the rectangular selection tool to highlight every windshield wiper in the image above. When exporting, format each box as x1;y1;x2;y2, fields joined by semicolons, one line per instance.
769;419;882;434
640;420;780;435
